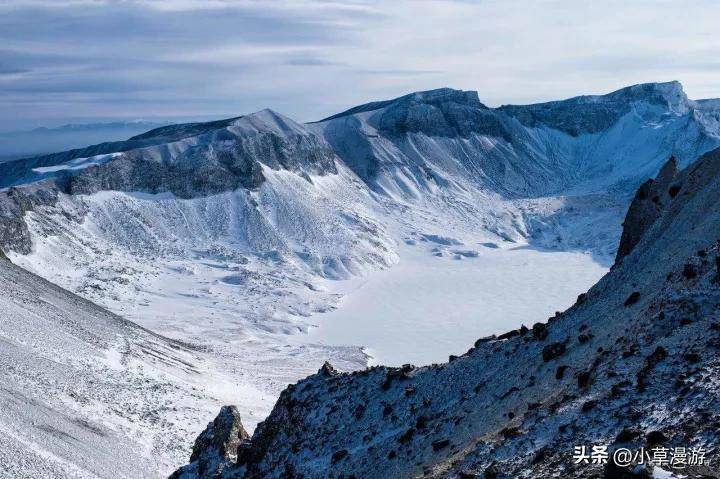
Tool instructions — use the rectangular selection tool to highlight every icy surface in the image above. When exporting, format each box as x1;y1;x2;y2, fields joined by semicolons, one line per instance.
309;241;606;366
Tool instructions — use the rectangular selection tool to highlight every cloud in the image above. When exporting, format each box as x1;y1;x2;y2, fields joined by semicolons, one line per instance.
354;68;442;76
1;0;720;131
284;56;343;67
0;67;29;76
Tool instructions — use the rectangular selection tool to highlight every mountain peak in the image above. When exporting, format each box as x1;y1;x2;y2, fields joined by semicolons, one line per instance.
404;87;483;108
128;116;242;142
498;80;691;136
318;88;483;122
603;80;689;112
231;108;309;137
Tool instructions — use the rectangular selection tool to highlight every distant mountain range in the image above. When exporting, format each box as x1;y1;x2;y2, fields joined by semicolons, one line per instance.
0;120;172;163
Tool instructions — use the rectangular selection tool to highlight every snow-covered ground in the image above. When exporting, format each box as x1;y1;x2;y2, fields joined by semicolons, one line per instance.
0;258;240;478
308;239;607;366
7;177;615;436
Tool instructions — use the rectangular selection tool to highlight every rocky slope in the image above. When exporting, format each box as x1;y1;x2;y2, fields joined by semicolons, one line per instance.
0;255;240;478
173;148;720;478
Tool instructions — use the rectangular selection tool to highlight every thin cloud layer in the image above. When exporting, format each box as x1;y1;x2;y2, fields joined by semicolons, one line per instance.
1;0;720;130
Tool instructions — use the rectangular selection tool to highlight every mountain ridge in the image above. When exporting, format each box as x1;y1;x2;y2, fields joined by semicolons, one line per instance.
1;80;715;194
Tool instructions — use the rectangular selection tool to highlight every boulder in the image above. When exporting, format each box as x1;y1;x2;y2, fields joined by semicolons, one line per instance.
542;342;566;362
170;405;250;479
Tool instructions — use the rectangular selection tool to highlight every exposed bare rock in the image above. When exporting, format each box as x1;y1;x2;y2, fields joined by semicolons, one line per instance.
615;156;679;262
0;181;60;254
170;406;250;479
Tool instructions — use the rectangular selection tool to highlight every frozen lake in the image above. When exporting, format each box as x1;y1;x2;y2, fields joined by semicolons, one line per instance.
308;242;608;367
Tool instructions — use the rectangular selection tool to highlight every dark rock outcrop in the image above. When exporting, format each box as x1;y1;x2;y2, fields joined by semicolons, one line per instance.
0;181;60;254
615;156;679;262
170;406;250;479
372;88;511;140
542;341;566;361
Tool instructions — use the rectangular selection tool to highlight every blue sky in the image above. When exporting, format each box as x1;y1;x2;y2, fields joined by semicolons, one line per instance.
2;0;720;131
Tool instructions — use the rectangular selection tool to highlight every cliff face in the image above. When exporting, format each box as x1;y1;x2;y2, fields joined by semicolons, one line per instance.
174;148;720;478
498;81;690;137
615;156;680;262
314;82;720;201
0;110;346;256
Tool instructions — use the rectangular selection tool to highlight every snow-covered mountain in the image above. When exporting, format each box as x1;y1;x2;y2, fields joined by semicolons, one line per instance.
2;81;720;478
315;81;718;198
173;146;720;479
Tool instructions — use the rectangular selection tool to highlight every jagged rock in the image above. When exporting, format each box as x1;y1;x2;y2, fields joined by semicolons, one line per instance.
483;463;500;479
645;430;668;445
532;322;548;340
577;371;591;389
331;449;348;463
614;428;640;443
683;352;701;363
635;346;668;392
616;156;679;262
170;406;250;479
683;263;698;279
431;439;450;451
500;426;521;439
319;361;338;377
474;336;496;347
0;183;58;254
397;427;415;444
603;461;652;478
497;329;519;340
624;291;641;306
542;342;566;361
